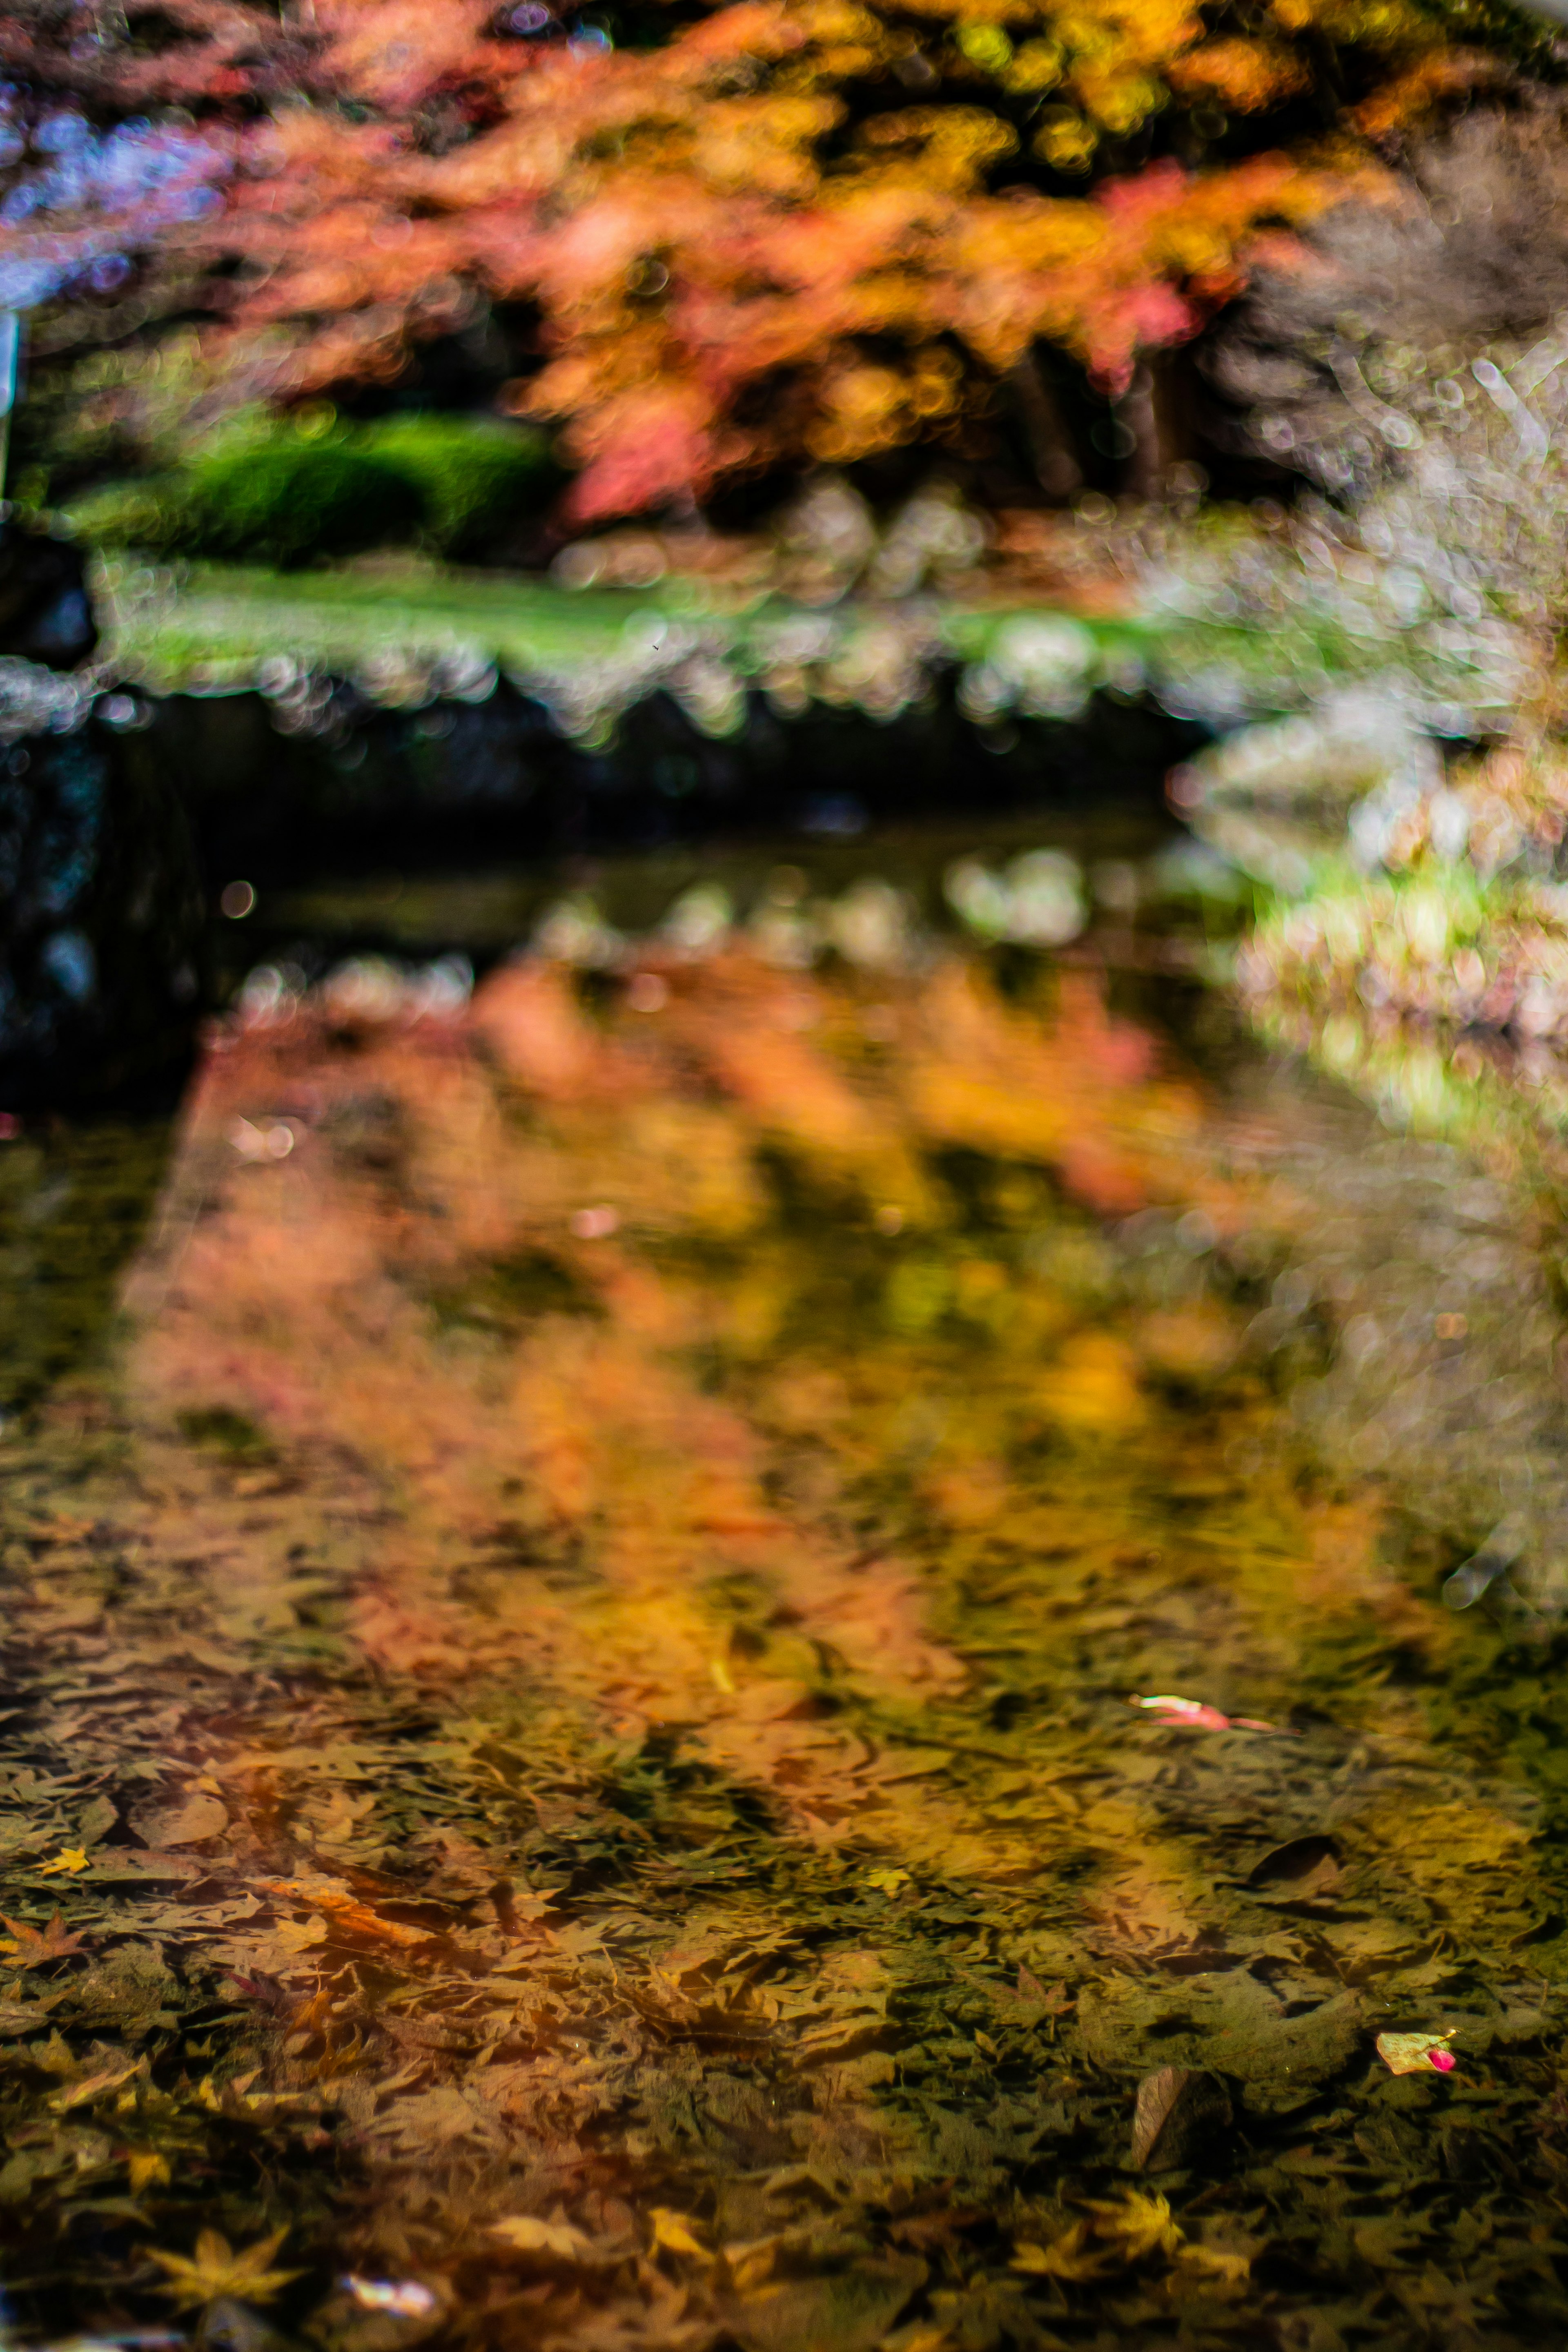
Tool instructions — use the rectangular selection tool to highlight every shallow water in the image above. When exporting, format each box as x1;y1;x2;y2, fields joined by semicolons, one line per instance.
3;824;1568;2352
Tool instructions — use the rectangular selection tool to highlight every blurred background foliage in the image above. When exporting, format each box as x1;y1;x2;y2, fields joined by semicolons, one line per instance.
3;0;1566;530
64;413;562;565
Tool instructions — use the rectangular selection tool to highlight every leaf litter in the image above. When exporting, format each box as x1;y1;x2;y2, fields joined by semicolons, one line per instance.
0;926;1567;2348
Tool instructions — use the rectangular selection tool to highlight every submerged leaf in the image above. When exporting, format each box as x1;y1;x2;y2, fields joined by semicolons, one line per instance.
1175;2242;1252;2284
1375;2029;1457;2076
145;2227;300;2307
490;2214;596;2259
1129;1694;1293;1734
651;2208;713;2260
1248;1835;1343;1900
1131;2065;1232;2169
1;1911;86;1965
1012;2223;1118;2281
130;1792;229;1848
1081;2193;1185;2262
48;2053;143;2111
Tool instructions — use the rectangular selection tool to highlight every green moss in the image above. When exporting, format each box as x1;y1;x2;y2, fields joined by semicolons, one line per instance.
357;415;561;555
185;441;424;566
66;417;559;568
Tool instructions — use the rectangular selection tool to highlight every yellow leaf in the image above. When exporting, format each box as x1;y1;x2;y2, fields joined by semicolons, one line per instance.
866;1867;910;1894
1013;2195;1183;2281
47;2055;144;2113
38;1849;90;1877
724;2236;777;2291
651;2207;712;2260
489;2214;595;2259
145;2227;300;2308
1176;2243;1251;2284
274;1915;329;1953
1081;2193;1185;2261
128;2149;174;2194
1011;2225;1115;2281
974;2028;999;2056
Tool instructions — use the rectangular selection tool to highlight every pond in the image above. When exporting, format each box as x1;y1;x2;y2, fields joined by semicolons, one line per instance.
2;813;1568;2352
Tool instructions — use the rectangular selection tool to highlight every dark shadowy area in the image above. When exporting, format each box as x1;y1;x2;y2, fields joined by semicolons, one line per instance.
128;681;1205;890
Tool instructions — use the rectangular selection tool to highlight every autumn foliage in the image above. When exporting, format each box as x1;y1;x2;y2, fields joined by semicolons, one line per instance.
3;0;1496;515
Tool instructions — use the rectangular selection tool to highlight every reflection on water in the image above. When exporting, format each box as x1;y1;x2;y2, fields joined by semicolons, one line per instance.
0;1118;173;1422
3;829;1568;2348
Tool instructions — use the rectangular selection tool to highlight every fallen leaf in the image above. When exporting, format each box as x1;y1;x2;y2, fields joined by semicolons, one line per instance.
1248;1836;1343;1900
1081;2192;1185;2262
1131;2065;1232;2169
0;1993;64;2034
866;1868;911;1895
48;2054;144;2111
651;2207;713;2260
1;1912;86;1966
38;1848;90;1877
1015;1964;1074;2013
262;1878;432;1947
1079;1972;1362;2112
145;2227;301;2307
131;1792;230;1848
1129;1694;1293;1734
1011;2224;1118;2282
274;1916;329;1954
1016;2195;1185;2281
720;2254;924;2352
1175;2242;1252;2285
490;2214;596;2260
1375;2029;1457;2076
128;2149;174;2193
724;2235;779;2292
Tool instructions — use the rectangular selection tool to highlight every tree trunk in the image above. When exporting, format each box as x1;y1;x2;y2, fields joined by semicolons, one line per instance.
1007;348;1083;501
1120;353;1198;500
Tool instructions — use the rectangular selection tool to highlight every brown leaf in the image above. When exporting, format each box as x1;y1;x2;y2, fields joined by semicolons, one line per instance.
1131;2066;1232;2169
48;2054;145;2112
1247;1836;1343;1902
129;1792;230;1848
1;1912;86;1966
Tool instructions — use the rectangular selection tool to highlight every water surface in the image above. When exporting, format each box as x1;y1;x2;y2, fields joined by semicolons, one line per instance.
2;825;1566;2352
